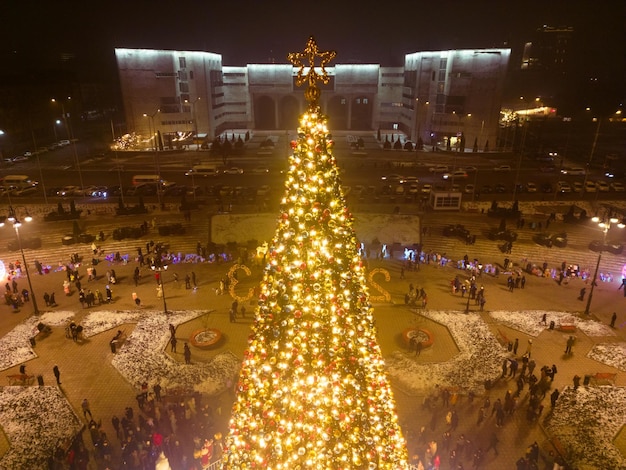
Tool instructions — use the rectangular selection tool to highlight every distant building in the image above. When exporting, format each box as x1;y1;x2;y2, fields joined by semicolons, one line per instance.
115;47;510;152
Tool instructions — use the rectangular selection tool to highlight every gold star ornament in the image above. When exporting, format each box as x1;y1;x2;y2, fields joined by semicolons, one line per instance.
288;36;336;105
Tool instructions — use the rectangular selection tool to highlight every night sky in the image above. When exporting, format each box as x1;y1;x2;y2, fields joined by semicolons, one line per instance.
0;0;624;109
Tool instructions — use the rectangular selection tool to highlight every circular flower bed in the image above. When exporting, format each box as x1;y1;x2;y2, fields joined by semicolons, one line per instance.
190;328;222;349
402;327;434;348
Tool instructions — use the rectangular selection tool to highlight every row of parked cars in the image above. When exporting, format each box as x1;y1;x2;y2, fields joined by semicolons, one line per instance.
6;140;71;163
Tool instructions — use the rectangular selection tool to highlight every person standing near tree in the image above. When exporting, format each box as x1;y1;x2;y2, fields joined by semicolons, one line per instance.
53;365;61;384
170;335;177;353
610;312;617;328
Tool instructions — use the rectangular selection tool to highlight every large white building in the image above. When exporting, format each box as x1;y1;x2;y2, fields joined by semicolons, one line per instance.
115;47;510;151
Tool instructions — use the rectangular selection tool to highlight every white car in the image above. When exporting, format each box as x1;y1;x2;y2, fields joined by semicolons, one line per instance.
494;165;511;172
610;182;625;192
421;184;432;194
572;181;583;193
526;182;538;192
408;184;420;195
222;167;244;175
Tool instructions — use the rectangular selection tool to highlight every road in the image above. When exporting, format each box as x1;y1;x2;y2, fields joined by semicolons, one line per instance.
1;133;624;208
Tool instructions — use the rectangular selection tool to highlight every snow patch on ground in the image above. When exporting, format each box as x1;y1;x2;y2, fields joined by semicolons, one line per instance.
385;310;507;394
588;343;626;372
0;311;75;371
545;386;626;469
0;386;82;469
489;310;617;338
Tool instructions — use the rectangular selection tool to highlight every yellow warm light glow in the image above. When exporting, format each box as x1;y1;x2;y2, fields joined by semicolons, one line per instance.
224;41;408;468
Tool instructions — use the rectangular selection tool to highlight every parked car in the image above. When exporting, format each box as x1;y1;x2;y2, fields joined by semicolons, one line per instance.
13;186;39;197
596;181;610;192
561;167;586;175
493;165;511;172
249;166;270;174
541;183;553;193
57;186;79;197
408;184;420;195
428;165;449;173
589;240;624;254
8;237;41;251
557;181;572;193
610;182;625;192
525;182;538;192
533;232;568;248
381;174;404;182
221;167;244;175
584;181;597;192
494;183;507;193
480;184;493;194
443;224;470;239
464;184;475;194
486;228;518;242
572;182;583;193
420;184;432;194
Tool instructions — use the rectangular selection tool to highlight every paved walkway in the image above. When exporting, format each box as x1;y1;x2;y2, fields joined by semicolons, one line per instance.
0;207;624;469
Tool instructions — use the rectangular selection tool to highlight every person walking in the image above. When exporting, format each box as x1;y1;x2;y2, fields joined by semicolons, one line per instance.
513;338;519;355
185;274;191;289
550;389;560;407
610;312;617;328
191;271;197;288
525;339;533;358
81;398;93;419
53;365;61;384
415;340;423;357
183;343;191;364
170;335;177;353
578;287;586;301
565;336;574;355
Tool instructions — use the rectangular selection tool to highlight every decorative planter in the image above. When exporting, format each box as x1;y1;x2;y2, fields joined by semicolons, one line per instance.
402;327;434;348
190;328;222;349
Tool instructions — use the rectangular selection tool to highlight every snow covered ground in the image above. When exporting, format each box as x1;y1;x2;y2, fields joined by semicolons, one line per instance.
545;386;626;469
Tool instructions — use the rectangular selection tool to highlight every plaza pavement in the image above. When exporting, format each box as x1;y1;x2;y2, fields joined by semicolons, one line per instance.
0;207;624;469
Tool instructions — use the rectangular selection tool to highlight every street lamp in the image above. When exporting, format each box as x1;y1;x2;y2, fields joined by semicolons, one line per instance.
143;110;162;207
1;207;40;315
51;98;84;194
584;216;625;315
151;263;169;313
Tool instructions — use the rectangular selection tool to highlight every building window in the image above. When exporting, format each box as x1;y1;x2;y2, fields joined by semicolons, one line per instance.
179;82;189;93
340;98;346;105
392;123;398;130
363;98;368;104
179;57;186;69
189;71;194;79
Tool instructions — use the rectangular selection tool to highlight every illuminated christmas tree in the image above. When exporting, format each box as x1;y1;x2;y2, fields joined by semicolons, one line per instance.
224;37;408;469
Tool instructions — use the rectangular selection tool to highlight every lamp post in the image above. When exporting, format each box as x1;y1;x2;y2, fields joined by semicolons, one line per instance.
184;98;201;150
51;98;84;194
584;216;625;315
143;110;162;207
151;263;169;313
1;207;40;315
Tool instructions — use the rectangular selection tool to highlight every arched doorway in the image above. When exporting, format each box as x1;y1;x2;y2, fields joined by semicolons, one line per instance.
351;96;373;130
327;96;348;129
254;96;276;129
279;96;299;129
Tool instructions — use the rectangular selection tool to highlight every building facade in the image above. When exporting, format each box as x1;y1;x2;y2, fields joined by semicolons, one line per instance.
115;47;510;152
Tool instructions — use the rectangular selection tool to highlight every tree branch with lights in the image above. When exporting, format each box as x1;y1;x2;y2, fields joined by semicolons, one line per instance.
223;37;408;469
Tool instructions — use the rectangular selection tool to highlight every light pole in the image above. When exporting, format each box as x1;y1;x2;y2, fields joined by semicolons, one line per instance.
584;216;625;315
151;263;169;313
143;110;162;207
184;98;201;150
1;207;40;315
51;98;84;194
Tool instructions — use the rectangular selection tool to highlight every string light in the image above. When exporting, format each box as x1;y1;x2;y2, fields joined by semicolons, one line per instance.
224;37;408;469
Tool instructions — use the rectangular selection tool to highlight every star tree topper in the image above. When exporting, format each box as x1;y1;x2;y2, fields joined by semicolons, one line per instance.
288;36;336;106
